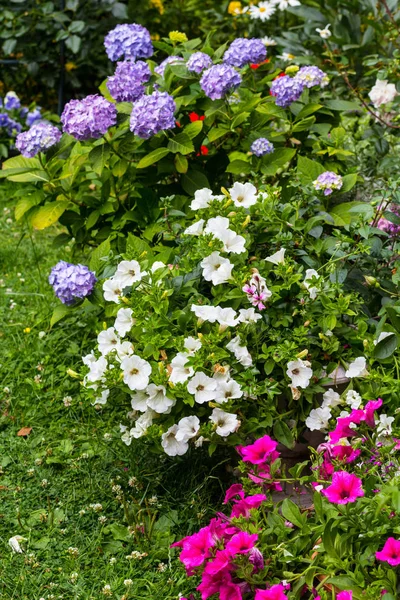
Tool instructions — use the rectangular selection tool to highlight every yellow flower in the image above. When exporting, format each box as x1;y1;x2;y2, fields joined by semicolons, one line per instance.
150;0;164;14
169;31;188;43
228;1;242;15
65;62;77;72
23;327;31;334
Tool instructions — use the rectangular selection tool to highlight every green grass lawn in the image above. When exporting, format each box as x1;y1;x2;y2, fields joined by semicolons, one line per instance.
0;181;226;599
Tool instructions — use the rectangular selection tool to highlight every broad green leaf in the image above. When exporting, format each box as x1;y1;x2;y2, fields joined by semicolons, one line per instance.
50;304;71;327
325;99;361;111
15;193;42;221
8;170;49;183
226;160;251;175
373;333;397;360
137;147;170;169
2;155;40;170
326;576;363;595
257;102;287;120
273;420;294;449
292;116;316;132
183;120;203;139
340;173;358;193
281;499;304;528
31;202;69;230
261;148;296;177
297;155;325;182
386;306;400;333
126;233;152;259
89;238;111;273
231;112;250;128
89;144;110;176
294;103;323;120
322;520;339;559
175;153;188;174
181;170;210;196
167;133;195;155
330;202;374;226
208;127;230;142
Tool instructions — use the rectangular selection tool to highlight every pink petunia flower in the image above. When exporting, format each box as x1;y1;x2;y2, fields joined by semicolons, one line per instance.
204;550;231;576
197;568;233;600
177;526;215;573
322;471;364;504
237;435;279;464
230;493;267;518
226;531;258;555
220;581;243;600
331;445;361;463
376;537;400;566
364;398;383;427
255;584;288;599
337;592;352;600
329;410;364;443
224;483;245;504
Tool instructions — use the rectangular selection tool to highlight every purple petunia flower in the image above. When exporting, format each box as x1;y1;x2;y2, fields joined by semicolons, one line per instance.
186;52;213;74
295;65;329;88
49;261;97;305
154;56;185;78
130;91;176;139
223;38;267;68
26;107;42;127
107;60;151;103
61;95;117;140
313;171;343;195
270;75;304;107
104;23;153;62
4;91;21;111
200;64;242;100
251;137;274;156
16;122;62;158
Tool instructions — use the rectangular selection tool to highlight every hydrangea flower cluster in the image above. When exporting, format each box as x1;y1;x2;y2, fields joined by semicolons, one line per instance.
154;56;185;77
49;261;96;305
186;51;213;74
0;91;43;145
60;95;117;140
107;60;151;102
130;91;176;139
104;23;153;61
295;65;329;88
4;91;21;110
270;66;329;107
16;122;62;158
313;171;343;195
250;137;274;156
200;64;242;100
223;37;267;68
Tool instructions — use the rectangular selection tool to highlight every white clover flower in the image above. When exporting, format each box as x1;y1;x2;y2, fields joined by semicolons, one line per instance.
238;308;262;324
345;357;368;379
191;304;220;323
345;390;362;409
146;384;175;414
262;36;277;46
121;355;151;390
303;269;320;300
8;536;26;553
103;278;123;303
190;188;215;210
114;307;134;336
115;260;144;287
216;307;239;329
184;336;202;354
249;1;276;20
200;252;233;285
169;352;194;384
374;331;395;346
97;327;120;355
161;425;189;456
226;336;253;367
306;406;331;431
93;389;110;406
116;341;134;361
229;182;258;209
286;359;313;389
322;388;342;409
265;248;286;265
184;219;205;235
215;378;243;403
316;24;332;39
210;408;240;436
131;390;149;412
175;415;200;441
187;372;217;404
369;79;398;109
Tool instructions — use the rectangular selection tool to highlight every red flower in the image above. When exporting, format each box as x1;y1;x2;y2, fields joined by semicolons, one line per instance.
200;145;208;155
250;59;270;70
189;112;205;122
176;120;181;128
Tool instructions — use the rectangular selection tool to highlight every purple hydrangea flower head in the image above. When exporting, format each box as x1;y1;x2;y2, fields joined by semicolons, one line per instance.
107;60;151;102
61;95;117;140
270;75;304;107
4;91;21;110
49;261;97;305
16;122;62;158
26;107;42;127
154;56;185;77
223;38;267;68
251;137;274;157
130;91;176;139
5;117;22;136
313;171;343;196
295;66;329;88
104;23;153;62
186;52;213;74
200;64;242;100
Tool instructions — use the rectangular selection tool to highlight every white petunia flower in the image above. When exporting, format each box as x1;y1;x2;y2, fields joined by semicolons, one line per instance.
8;536;26;553
82;351;96;366
215;378;243;403
97;327;120;355
374;331;395;346
116;341;134;361
326;365;349;385
322;388;342;409
238;308;262;324
305;406;332;431
249;1;276;20
286;359;313;389
121;355;151;390
229;182;258;209
219;229;247;254
262;36;277;46
169;352;194;384
190;188;214;210
85;356;108;384
103;278;123;303
210;408;240;436
115;260;144;287
200;252;233;285
187;372;217;404
130;409;156;439
345;390;362;409
369;79;398;109
161;425;189;456
303;269;320;300
204;216;230;237
184;336;202;354
265;248;286;265
216;307;239;329
226;336;253;367
175;415;200;441
151;261;166;272
93;389;110;406
146;384;175;414
316;24;332;39
377;414;395;436
272;0;301;9
130;391;149;412
191;304;220;323
184;219;205;236
114;308;134;337
345;357;369;379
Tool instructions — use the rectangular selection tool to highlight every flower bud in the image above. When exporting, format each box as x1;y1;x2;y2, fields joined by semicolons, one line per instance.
67;369;79;378
296;349;308;359
364;275;379;287
285;65;299;75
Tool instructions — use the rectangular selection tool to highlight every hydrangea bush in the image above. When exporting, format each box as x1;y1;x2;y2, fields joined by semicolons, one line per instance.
0;91;48;159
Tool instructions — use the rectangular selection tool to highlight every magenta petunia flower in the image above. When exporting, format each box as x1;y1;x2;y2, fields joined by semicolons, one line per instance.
237;435;279;464
364;398;383;427
230;493;267;518
329;410;364;443
225;531;258;556
177;526;215;573
255;584;288;600
376;537;400;566
337;592;352;600
223;483;244;504
322;471;364;505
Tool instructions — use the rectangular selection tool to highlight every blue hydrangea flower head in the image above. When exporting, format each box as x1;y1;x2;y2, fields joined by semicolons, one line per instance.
26;107;42;127
186;52;213;74
4;91;21;110
200;64;242;100
154;56;185;77
107;60;151;102
251;137;274;157
61;95;117;140
16;122;62;157
295;66;328;88
313;171;343;196
270;75;304;107
49;261;97;305
130;91;176;139
104;24;153;62
223;38;267;68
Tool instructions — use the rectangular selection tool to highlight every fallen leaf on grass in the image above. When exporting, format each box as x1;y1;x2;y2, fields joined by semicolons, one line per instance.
17;427;32;437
